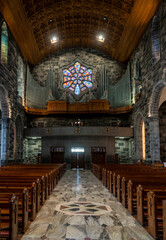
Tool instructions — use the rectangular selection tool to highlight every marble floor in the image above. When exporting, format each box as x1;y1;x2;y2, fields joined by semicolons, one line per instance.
22;169;154;240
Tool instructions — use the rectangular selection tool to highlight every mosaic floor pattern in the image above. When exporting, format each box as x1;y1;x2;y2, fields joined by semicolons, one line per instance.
22;169;154;240
55;201;112;216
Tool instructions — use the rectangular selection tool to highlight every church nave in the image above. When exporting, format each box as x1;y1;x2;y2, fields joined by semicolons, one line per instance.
22;170;153;240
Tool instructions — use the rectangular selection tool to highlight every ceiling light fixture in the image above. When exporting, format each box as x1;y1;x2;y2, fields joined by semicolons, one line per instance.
97;34;105;43
51;36;58;44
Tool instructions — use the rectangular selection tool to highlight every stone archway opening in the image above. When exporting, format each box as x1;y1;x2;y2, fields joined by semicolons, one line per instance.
0;85;10;165
158;86;166;162
148;81;166;163
159;101;166;162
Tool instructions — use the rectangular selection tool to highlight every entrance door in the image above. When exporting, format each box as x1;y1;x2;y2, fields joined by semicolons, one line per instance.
91;147;106;164
71;148;85;169
50;147;65;163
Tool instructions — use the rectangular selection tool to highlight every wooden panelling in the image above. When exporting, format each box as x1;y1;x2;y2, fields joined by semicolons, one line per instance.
0;0;162;64
25;100;132;115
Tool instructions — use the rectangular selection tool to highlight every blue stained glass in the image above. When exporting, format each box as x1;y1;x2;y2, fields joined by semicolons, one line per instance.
75;85;80;95
1;22;8;65
83;81;93;88
63;81;73;88
83;69;92;76
63;69;71;76
63;61;93;96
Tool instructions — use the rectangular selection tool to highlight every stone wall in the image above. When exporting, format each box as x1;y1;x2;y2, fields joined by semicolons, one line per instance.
0;13;26;164
30;48;126;87
115;138;134;164
131;1;166;163
23;137;42;163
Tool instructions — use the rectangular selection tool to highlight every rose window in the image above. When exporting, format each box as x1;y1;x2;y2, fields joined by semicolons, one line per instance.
63;62;93;96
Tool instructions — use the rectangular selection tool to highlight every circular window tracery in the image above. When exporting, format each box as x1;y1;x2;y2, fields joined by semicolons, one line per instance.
62;61;93;96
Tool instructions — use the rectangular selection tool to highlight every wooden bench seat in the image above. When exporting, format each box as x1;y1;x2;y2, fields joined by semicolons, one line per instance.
0;189;28;233
0;194;18;240
92;163;166;239
147;191;166;239
0;182;36;221
137;185;166;227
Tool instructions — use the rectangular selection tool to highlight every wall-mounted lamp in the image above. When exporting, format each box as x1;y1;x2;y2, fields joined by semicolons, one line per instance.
51;36;58;44
97;34;105;43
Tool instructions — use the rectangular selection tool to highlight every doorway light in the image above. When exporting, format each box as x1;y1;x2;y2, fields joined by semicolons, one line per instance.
71;147;84;152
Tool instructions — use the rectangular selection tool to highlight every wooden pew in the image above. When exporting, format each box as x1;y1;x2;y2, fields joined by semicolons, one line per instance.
0;182;36;221
0;188;28;233
147;191;166;239
0;194;18;240
137;185;166;227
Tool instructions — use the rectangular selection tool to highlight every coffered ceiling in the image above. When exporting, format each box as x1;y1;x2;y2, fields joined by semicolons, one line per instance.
0;0;161;65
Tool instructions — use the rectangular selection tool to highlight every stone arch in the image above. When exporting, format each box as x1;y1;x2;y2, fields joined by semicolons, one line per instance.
147;80;166;162
148;80;166;118
0;84;11;163
134;111;145;161
0;84;11;119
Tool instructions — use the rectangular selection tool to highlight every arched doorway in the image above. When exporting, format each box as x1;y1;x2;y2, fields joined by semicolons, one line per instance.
158;86;166;162
0;85;11;165
148;81;166;162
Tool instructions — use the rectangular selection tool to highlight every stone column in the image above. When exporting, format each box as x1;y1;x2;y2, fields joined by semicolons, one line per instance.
149;116;161;163
1;118;10;165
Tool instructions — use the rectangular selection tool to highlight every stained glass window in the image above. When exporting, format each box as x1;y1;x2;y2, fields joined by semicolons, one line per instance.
63;62;93;96
1;22;8;65
152;16;160;64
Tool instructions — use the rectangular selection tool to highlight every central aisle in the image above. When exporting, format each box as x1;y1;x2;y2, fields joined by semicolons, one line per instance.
22;170;154;240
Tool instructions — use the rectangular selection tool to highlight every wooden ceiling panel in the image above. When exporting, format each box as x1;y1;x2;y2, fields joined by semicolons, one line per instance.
0;0;162;64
